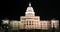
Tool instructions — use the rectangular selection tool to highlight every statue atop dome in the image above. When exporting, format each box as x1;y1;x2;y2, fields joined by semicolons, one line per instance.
29;2;31;7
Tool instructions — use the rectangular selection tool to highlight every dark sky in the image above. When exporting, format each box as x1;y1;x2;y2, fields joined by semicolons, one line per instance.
0;0;60;21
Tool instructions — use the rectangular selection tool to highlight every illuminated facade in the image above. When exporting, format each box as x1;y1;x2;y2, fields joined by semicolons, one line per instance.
2;3;59;30
10;20;19;30
51;20;59;29
19;3;51;30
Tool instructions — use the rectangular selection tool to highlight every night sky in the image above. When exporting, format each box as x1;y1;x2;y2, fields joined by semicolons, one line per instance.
0;0;60;21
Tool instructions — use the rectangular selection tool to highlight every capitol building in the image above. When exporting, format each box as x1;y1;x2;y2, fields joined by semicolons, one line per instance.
2;3;59;30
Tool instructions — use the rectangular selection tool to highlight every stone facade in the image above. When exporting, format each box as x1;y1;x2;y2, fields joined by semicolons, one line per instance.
2;3;59;30
18;3;51;30
9;20;19;30
51;20;59;29
41;21;51;30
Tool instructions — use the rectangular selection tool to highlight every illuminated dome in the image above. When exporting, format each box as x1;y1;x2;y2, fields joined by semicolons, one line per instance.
25;3;35;16
26;3;34;12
